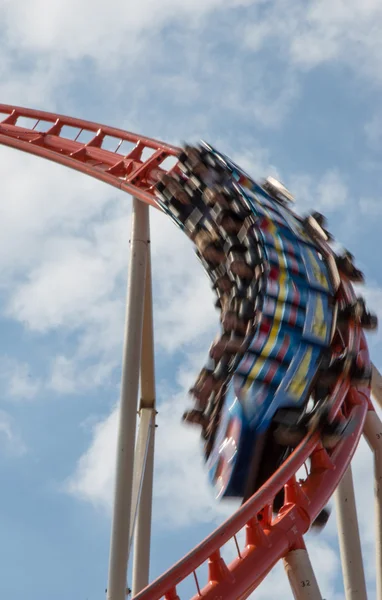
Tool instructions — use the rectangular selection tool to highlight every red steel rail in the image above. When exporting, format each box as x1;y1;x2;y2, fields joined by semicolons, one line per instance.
0;104;180;208
133;331;369;600
0;105;371;600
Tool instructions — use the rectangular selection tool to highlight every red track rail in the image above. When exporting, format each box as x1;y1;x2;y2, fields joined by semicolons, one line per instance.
134;337;369;600
0;105;371;600
0;104;180;208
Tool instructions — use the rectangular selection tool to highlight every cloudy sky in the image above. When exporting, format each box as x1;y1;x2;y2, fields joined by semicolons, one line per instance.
1;0;382;598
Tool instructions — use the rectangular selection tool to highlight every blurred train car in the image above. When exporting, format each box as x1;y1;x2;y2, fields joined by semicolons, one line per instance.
155;142;363;509
199;145;338;502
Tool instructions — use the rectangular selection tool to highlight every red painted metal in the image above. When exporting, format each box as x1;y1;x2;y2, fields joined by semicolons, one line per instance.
134;402;366;600
0;104;181;208
133;280;370;600
0;104;371;600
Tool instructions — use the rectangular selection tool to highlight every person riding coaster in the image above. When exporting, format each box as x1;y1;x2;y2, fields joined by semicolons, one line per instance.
155;141;377;531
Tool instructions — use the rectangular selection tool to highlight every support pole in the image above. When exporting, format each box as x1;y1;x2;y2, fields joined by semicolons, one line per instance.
283;549;322;599
334;464;367;599
107;199;149;600
372;363;382;411
132;409;156;594
364;409;382;600
132;251;157;595
129;409;154;555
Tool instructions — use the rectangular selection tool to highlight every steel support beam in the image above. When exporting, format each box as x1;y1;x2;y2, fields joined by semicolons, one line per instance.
132;250;157;595
364;409;382;600
283;549;322;599
372;363;382;411
334;464;367;599
107;199;149;600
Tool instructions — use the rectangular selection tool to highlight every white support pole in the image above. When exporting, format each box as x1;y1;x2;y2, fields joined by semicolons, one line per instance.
372;363;382;411
132;408;156;595
283;549;322;599
132;250;157;596
107;199;149;600
334;464;367;600
128;409;154;554
363;409;382;600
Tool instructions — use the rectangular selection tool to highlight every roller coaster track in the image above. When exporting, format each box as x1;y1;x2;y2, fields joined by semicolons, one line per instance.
0;104;374;599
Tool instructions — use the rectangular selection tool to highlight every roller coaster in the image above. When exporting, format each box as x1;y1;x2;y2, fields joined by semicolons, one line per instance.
0;104;381;600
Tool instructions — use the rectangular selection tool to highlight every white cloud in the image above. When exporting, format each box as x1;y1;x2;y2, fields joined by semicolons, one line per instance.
0;410;27;456
1;0;381;162
7;233;124;332
2;0;381;145
9;242;112;330
66;404;118;508
0;147;113;278
219;68;299;129
289;168;348;214
1;0;380;86
0;358;41;400
0;0;258;67
243;0;382;83
153;396;239;528
48;355;116;395
316;170;348;208
66;363;236;527
229;146;281;181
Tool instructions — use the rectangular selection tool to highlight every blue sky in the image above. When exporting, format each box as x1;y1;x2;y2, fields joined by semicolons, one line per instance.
1;1;382;598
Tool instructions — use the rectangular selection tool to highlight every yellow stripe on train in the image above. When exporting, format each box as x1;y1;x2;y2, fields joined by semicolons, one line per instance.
266;221;287;342
263;221;287;349
244;356;268;391
286;346;313;400
244;220;287;393
312;293;327;341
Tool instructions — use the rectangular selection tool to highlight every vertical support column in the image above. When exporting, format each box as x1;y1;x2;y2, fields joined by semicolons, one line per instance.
334;464;367;600
283;549;322;599
364;409;382;600
132;250;157;595
107;199;149;600
128;409;155;555
132;409;156;594
371;364;382;410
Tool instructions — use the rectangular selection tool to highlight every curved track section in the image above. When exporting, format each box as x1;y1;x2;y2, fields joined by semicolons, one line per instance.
0;104;179;207
154;144;371;510
0;105;374;600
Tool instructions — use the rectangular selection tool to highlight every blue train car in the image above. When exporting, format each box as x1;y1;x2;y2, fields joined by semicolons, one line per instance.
154;141;339;504
201;144;337;501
